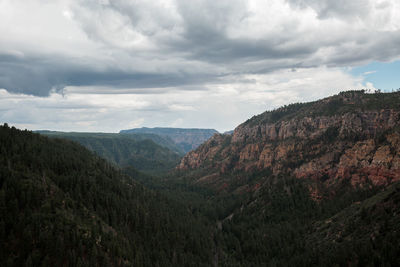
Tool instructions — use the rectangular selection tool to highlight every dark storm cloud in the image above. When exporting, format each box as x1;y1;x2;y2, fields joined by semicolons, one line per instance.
70;0;323;76
169;34;318;64
324;31;400;67
0;54;57;96
157;0;320;65
0;53;218;96
75;0;400;68
1;0;399;96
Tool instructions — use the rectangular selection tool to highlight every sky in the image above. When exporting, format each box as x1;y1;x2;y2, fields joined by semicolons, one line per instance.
0;0;399;133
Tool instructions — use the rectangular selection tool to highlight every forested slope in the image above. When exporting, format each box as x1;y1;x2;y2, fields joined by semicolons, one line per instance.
170;90;400;266
2;90;400;266
0;124;212;266
120;127;217;153
38;131;182;175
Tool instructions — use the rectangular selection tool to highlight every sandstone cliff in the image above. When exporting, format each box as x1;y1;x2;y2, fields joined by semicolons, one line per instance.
178;91;400;196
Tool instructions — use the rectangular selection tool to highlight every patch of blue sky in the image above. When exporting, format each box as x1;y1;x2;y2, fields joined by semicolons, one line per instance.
350;60;400;91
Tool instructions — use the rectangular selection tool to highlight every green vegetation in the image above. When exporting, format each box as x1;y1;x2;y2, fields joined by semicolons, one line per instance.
0;124;212;266
38;131;184;155
2;90;400;266
245;90;400;127
38;131;182;175
120;127;218;153
308;181;400;266
156;169;399;266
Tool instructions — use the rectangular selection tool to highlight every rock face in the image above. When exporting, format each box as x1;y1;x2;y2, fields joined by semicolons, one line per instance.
178;91;400;195
231;110;399;144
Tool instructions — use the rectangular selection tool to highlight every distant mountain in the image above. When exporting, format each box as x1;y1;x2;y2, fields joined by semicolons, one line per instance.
37;131;182;175
38;130;184;155
3;90;400;266
120;127;218;153
0;124;212;266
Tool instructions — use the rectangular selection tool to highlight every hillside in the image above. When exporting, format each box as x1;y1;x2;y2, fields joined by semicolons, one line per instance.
167;90;400;265
3;91;400;266
38;131;182;175
0;124;212;266
178;91;400;196
38;131;184;155
120;127;218;153
307;181;400;265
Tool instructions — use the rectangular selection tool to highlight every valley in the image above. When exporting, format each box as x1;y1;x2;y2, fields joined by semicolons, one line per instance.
1;90;400;266
120;127;218;154
2;1;399;266
37;131;183;175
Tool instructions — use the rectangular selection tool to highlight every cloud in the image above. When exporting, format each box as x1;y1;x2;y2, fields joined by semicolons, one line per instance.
0;49;220;96
0;0;399;97
363;71;377;75
286;0;372;20
0;66;376;132
0;0;397;132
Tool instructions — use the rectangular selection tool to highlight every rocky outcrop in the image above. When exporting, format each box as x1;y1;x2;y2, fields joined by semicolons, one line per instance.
178;92;400;194
232;110;399;144
178;133;229;169
295;137;400;187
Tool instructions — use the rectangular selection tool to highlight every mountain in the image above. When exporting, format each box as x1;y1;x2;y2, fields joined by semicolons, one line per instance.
3;90;400;266
0;124;212;266
307;181;400;265
168;90;400;265
37;131;184;155
120;127;218;153
37;131;182;175
178;90;400;195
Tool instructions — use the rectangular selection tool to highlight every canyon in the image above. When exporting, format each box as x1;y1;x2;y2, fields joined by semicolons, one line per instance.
178;91;400;198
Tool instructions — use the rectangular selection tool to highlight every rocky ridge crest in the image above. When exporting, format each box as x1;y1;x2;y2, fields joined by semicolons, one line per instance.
178;91;400;196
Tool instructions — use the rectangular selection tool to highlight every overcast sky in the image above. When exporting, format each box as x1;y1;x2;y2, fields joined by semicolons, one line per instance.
1;0;399;132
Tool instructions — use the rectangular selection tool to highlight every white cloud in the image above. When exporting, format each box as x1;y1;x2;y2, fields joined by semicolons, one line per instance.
127;118;145;129
363;71;377;75
171;118;184;127
168;104;196;111
1;0;399;95
0;66;375;132
0;0;396;132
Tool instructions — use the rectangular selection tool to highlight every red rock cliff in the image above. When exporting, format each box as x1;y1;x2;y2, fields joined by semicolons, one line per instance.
178;92;400;191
